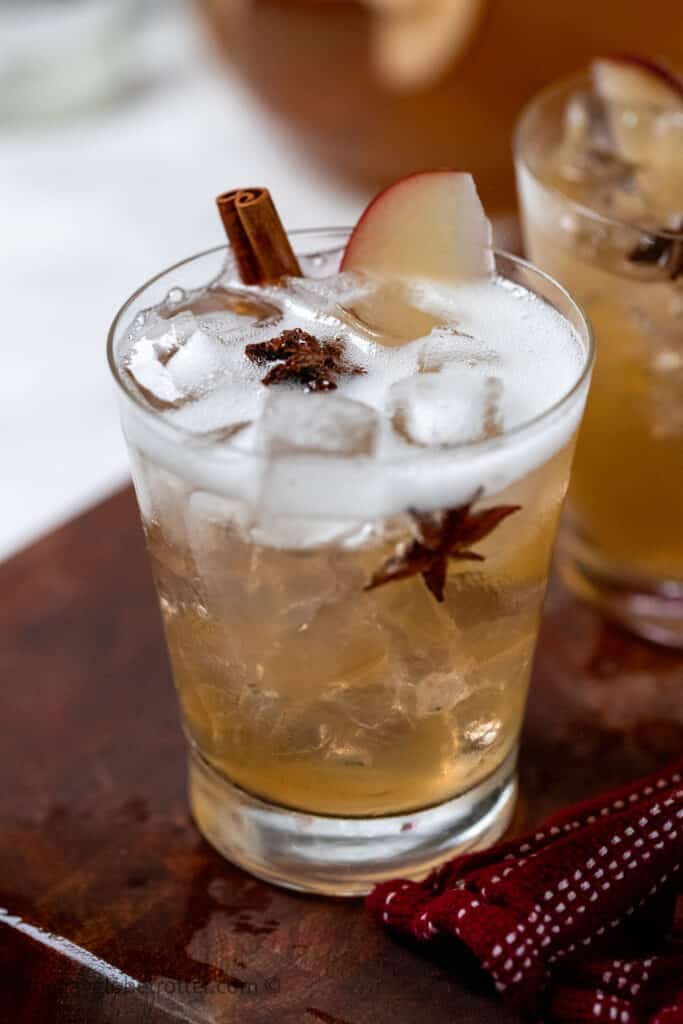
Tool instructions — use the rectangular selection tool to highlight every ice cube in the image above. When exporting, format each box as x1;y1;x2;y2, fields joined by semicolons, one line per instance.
374;575;465;678
558;135;635;190
145;310;200;347
321;680;404;735
249;517;364;550
163;330;223;392
282;271;375;319
124;313;235;411
558;90;681;222
636;111;683;218
389;373;489;447
123;335;184;407
416;671;468;717
251;394;379;545
123;312;197;408
167;376;265;437
555;91;634;187
340;279;442;347
259;392;378;456
168;285;280;322
563;91;611;153
418;327;499;373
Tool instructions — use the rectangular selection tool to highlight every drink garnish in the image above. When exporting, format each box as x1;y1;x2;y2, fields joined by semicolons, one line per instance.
339;170;494;345
627;217;683;280
591;56;683;169
366;492;520;602
245;328;365;391
592;55;683;113
216;187;302;284
341;170;493;281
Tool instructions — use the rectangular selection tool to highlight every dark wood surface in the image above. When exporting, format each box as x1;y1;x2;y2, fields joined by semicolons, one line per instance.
2;486;683;1024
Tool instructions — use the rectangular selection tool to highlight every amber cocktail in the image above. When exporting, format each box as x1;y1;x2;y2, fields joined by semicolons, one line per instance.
108;176;592;893
516;58;683;645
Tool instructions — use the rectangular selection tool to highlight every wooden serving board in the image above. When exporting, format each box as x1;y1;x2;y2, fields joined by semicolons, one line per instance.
2;486;682;1023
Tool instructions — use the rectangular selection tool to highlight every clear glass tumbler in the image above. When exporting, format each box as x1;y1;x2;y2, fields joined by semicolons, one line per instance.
515;73;683;647
108;231;593;895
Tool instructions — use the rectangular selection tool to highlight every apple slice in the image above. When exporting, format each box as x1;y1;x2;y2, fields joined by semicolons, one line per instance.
634;110;683;220
366;0;487;92
339;171;492;346
591;55;683;167
341;170;493;280
592;55;683;112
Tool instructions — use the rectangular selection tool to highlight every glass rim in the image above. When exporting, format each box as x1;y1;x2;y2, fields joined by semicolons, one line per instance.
513;68;683;243
107;229;595;467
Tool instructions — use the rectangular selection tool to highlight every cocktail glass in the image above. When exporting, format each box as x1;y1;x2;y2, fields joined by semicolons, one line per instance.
516;72;683;646
108;231;593;894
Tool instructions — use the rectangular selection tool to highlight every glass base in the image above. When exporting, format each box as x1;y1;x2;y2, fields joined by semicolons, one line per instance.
188;745;518;897
560;539;683;648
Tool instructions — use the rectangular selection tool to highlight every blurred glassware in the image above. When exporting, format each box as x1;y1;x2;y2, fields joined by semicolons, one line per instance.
0;0;157;124
197;0;683;212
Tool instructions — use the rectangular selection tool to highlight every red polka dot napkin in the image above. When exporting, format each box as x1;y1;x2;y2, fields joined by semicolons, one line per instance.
367;758;683;1023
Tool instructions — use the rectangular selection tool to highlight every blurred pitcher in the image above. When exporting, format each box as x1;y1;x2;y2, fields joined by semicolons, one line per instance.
197;0;682;210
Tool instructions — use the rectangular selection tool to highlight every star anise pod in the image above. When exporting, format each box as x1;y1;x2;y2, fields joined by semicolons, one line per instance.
245;328;365;391
628;216;683;280
366;490;520;602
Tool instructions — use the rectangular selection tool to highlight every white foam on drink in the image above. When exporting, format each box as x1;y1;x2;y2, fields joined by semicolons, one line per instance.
115;271;588;521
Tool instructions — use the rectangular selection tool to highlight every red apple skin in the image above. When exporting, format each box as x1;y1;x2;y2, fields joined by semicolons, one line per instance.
597;53;683;100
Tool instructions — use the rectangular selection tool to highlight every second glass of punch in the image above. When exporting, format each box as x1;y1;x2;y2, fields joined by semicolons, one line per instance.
516;56;683;645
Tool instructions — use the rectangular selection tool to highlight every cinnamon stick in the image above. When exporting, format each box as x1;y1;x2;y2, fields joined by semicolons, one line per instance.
216;187;302;284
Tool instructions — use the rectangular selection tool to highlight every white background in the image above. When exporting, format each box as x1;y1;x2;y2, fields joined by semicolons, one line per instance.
0;2;365;561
